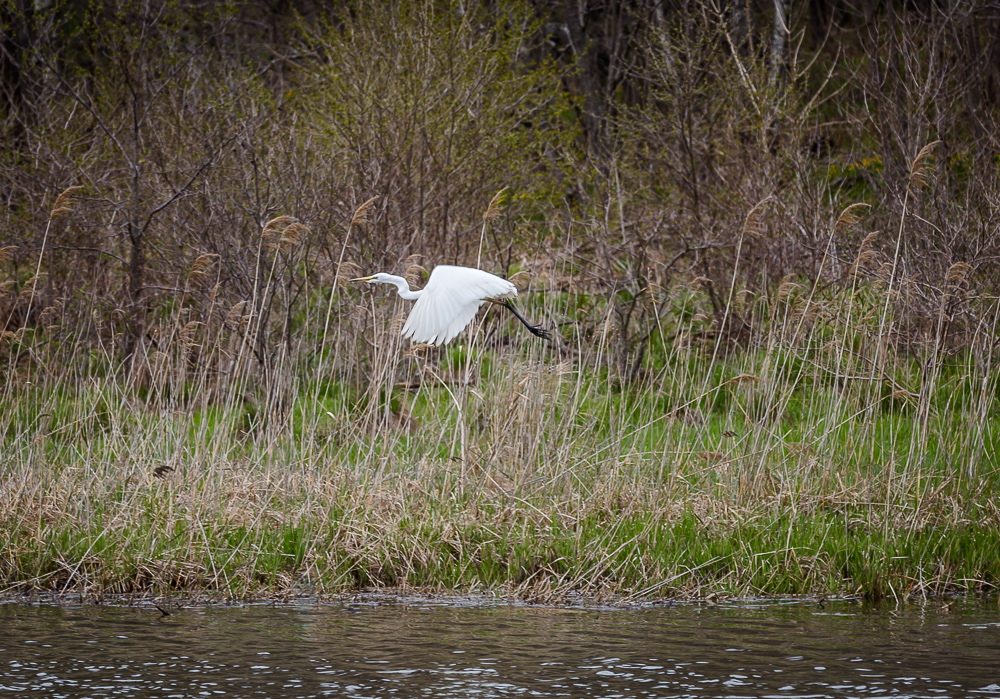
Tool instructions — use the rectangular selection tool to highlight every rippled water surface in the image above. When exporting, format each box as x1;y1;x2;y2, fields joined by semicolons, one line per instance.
2;597;999;697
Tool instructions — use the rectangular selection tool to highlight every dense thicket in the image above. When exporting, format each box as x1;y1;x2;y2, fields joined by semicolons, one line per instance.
2;0;998;379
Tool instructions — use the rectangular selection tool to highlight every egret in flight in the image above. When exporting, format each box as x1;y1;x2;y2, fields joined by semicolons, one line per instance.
351;265;550;346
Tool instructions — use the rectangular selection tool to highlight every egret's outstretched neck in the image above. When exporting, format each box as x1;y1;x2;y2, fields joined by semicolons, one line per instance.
384;274;422;301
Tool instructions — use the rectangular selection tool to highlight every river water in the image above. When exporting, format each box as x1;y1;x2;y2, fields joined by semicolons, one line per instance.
2;597;999;697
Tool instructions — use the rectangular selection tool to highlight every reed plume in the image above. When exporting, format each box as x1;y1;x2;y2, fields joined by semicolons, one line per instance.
850;231;881;277
261;216;296;243
740;197;771;239
49;186;84;220
262;216;297;249
478;186;509;267
350;196;378;227
835;203;870;234
179;320;203;348
188;254;220;283
776;276;801;301
483;187;509;222
277;222;309;253
907;141;942;193
945;262;973;288
22;186;84;329
314;196;379;421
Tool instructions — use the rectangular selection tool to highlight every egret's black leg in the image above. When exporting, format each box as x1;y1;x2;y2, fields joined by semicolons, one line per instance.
502;299;550;340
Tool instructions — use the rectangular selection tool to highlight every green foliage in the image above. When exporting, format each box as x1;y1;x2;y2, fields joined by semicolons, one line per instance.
302;0;578;265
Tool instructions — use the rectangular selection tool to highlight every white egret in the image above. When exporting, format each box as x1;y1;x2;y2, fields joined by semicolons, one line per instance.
351;265;550;346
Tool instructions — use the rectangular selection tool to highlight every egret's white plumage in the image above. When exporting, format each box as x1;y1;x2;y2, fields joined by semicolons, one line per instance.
351;265;548;346
403;266;516;345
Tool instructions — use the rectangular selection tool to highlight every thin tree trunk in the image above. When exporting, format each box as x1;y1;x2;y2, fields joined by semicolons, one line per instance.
770;0;791;87
731;0;750;58
564;4;606;153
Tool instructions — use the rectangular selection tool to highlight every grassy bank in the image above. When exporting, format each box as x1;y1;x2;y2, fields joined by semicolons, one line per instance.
4;267;1000;602
3;1;1000;603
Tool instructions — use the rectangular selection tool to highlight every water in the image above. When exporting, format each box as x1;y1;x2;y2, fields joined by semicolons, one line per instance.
2;597;999;697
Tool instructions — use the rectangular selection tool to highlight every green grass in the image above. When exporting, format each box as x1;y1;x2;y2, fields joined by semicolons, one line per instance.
7;497;999;602
3;316;1000;601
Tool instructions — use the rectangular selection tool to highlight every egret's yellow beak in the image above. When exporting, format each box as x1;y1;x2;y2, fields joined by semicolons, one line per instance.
350;275;376;282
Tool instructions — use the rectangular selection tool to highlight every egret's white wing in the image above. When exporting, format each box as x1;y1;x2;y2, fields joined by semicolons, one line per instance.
402;266;517;346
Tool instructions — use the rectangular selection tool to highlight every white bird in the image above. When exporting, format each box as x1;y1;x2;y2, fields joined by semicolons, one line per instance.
351;265;550;346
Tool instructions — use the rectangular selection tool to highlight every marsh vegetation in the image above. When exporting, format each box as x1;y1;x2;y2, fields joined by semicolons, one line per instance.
2;0;1000;601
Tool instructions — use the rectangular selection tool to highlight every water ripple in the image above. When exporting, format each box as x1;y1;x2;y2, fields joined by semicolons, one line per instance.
0;600;998;697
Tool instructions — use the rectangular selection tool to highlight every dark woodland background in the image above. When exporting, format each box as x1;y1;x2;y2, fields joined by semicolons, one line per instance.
2;0;999;379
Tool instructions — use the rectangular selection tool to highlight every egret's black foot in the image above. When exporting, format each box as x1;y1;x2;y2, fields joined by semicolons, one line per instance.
525;324;551;340
502;299;551;341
